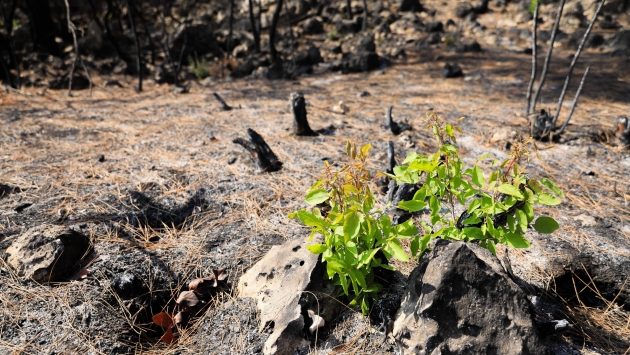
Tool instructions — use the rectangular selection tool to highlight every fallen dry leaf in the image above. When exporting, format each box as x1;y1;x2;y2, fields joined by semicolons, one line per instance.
160;327;175;344
176;291;199;310
152;312;174;328
174;311;190;327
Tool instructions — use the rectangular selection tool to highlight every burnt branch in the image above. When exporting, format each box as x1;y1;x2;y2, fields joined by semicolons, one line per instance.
233;129;283;172
213;93;233;111
346;0;353;19
551;0;605;128
525;2;539;118
557;66;590;135
227;0;235;55
63;0;92;96
291;93;317;136
387;140;396;174
530;0;565;114
383;106;412;135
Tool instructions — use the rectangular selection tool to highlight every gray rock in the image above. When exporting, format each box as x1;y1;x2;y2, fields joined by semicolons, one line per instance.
5;225;90;283
398;0;423;12
301;17;324;34
111;271;147;300
238;238;324;355
455;2;474;18
393;240;544;355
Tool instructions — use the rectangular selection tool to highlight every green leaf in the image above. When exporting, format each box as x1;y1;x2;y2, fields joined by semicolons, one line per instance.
532;216;560;234
360;144;371;158
398;200;427;212
384;240;409;262
462;214;481;226
536;193;561;206
504;232;531;248
349;269;367;290
296;210;324;228
540;178;565;198
306;244;327;254
472;165;485;188
343;211;361;243
419;233;432;255
463;227;485;240
305;189;329;205
520;203;534;223
394;220;418;237
497;184;524;199
507;214;516;232
445;124;454;137
338;273;349;295
402;152;419;164
410;235;420;257
467;199;482;213
409;159;436;173
429;196;440;215
515;209;528;233
484;240;497;254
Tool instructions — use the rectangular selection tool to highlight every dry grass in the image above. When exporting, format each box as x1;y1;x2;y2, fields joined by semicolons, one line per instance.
1;40;629;354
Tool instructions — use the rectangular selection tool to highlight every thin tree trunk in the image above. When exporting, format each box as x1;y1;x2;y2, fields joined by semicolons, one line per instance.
346;0;353;19
126;0;143;92
362;0;368;32
269;0;284;62
248;0;260;52
227;0;235;56
525;2;538;118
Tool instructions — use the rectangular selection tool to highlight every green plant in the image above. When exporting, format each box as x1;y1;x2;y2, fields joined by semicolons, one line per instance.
188;53;209;79
528;0;538;15
289;143;415;315
389;111;563;257
327;29;341;41
444;34;457;46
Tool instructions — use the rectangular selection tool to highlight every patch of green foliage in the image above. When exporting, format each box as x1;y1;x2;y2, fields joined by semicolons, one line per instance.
289;142;415;315
444;34;457;46
529;0;538;15
389;111;563;257
327;29;341;41
188;53;209;79
291;111;563;315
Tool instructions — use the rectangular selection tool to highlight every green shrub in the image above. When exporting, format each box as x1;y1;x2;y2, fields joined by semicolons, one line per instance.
188;53;209;79
389;111;562;256
289;142;415;315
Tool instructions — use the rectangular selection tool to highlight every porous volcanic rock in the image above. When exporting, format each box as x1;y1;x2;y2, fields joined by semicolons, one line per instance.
393;240;544;355
238;237;330;355
5;225;90;283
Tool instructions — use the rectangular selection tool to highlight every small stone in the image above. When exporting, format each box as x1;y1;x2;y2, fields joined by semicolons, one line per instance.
358;91;371;97
111;271;147;300
443;63;463;78
228;157;237;165
97;154;105;162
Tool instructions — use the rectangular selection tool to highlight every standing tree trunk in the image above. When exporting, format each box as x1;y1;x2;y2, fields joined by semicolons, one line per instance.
248;0;260;52
346;0;353;19
24;0;60;55
126;0;142;92
227;0;235;55
269;0;284;62
362;0;368;31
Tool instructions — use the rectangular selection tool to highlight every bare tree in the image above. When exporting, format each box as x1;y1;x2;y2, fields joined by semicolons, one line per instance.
63;0;92;96
126;0;143;92
269;0;284;62
248;0;260;52
524;2;539;118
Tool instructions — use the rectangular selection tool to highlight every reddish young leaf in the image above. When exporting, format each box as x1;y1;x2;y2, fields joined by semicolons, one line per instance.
160;327;175;344
176;291;199;310
152;312;174;329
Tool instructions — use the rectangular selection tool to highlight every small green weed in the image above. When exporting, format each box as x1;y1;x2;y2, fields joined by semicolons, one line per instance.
188;53;209;79
444;34;457;46
327;29;341;41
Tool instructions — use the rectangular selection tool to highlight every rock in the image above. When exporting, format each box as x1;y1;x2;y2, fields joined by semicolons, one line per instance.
358;35;377;53
455;2;474;18
294;45;324;66
398;0;423;12
443;63;463;78
562;1;586;28
172;22;219;58
567;29;604;49
425;21;443;32
48;72;91;91
238;238;333;355
448;40;482;53
5;225;90;283
490;128;517;143
598;14;619;29
332;52;384;74
393;240;544;355
607;29;630;52
419;32;441;46
97;154;105;162
301;17;324;34
336;17;363;34
111;271;147;300
475;0;489;13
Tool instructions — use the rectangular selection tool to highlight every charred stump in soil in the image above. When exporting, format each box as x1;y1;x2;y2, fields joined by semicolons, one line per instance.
531;109;556;141
213;93;233;111
383;106;412;135
387;180;420;225
291;93;318;136
233;129;283;172
377;141;397;194
616;117;630;146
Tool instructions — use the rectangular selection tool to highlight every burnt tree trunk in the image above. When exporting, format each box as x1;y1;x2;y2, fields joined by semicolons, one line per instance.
126;0;142;92
24;0;60;55
248;0;260;52
227;0;235;55
531;109;553;141
376;141;397;194
346;0;353;19
233;129;283;172
269;0;284;62
384;106;411;135
213;93;232;111
292;93;318;136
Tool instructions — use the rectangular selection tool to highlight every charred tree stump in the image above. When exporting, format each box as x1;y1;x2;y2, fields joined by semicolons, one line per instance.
377;141;397;194
387;182;419;225
531;109;554;140
617;117;630;146
383;106;411;135
213;93;233;111
291;93;318;136
233;129;283;172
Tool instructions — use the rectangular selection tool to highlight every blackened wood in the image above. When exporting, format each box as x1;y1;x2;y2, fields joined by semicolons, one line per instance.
530;0;565;114
213;93;233;111
616;117;630;146
248;0;260;52
233;129;283;172
126;0;142;92
227;0;235;55
551;0;604;128
269;0;284;62
362;0;369;32
291;93;318;136
531;109;554;140
383;106;412;135
557;66;590;135
387;140;396;174
387;181;419;226
525;2;539;118
346;0;353;19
